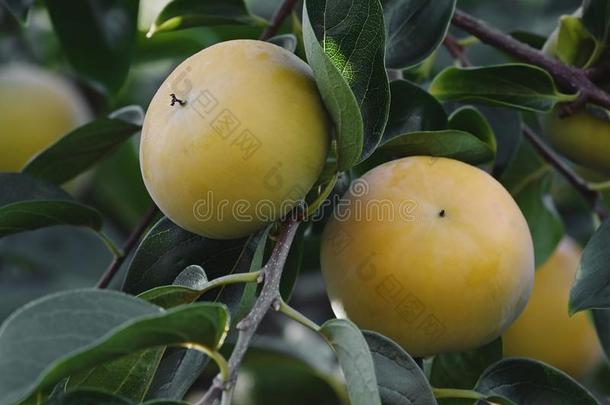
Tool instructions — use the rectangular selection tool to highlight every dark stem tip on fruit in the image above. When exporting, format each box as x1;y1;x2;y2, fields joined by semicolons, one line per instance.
439;209;446;218
170;93;186;106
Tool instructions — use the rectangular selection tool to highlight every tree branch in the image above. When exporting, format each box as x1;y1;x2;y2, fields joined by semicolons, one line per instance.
259;0;298;41
96;205;159;289
442;25;609;221
197;215;302;404
443;34;471;67
451;8;610;112
521;125;608;220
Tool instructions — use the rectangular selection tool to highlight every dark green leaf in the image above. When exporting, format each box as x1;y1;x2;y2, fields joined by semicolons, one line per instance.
474;358;599;405
510;31;546;50
364;331;437;405
47;388;133;405
47;388;189;405
319;319;381;405
0;0;33;22
569;218;610;313
67;349;165;402
302;0;390;169
0;289;229;405
592;309;610;360
380;130;494;164
501;141;563;267
476;107;521;178
382;80;447;144
448;106;497;153
429;64;577;112
582;0;610;44
122;217;247;295
382;0;456;69
147;0;265;36
142;228;267;400
23;113;142;184
45;0;139;94
430;338;502;391
0;173;102;238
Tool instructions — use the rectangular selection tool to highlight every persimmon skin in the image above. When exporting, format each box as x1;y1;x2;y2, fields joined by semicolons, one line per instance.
320;156;534;357
140;40;330;239
503;238;603;378
0;65;90;172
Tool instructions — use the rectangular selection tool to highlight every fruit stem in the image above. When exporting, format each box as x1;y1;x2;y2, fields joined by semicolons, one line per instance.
259;0;299;41
277;298;320;331
170;93;186;106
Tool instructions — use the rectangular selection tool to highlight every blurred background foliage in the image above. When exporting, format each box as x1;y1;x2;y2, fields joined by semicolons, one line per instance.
3;0;607;402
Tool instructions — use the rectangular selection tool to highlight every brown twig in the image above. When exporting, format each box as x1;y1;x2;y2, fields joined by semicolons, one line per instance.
197;216;301;405
96;205;159;289
443;34;471;67
451;9;610;113
258;0;298;41
441;23;608;221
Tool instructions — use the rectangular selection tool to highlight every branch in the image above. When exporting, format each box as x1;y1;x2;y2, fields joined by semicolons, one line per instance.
451;9;610;112
443;34;471;67
96;205;159;289
258;0;298;41
521;125;608;220
197;215;302;404
442;28;609;221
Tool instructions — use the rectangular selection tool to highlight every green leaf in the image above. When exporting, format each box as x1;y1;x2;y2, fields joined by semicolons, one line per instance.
47;388;133;405
501;141;563;267
319;319;381;405
0;0;33;23
122;217;247;295
477;107;521;178
380;130;494;164
364;331;437;405
147;0;265;36
0;289;229;405
47;388;189;405
142;228;267;400
302;0;390;169
569;219;610;313
429;64;577;112
430;338;502;391
448;106;497;153
474;358;599;405
382;0;456;69
23;111;142;185
44;0;139;94
582;0;610;44
0;173;102;238
592;309;610;361
382;80;447;144
66;349;165;402
555;15;600;68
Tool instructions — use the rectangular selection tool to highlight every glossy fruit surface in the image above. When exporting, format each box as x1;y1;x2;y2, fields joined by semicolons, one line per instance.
320;156;535;357
503;238;603;378
140;40;329;239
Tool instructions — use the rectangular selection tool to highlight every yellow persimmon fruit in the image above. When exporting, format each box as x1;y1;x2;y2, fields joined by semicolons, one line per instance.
140;40;330;239
0;64;90;172
503;237;603;378
320;156;535;357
